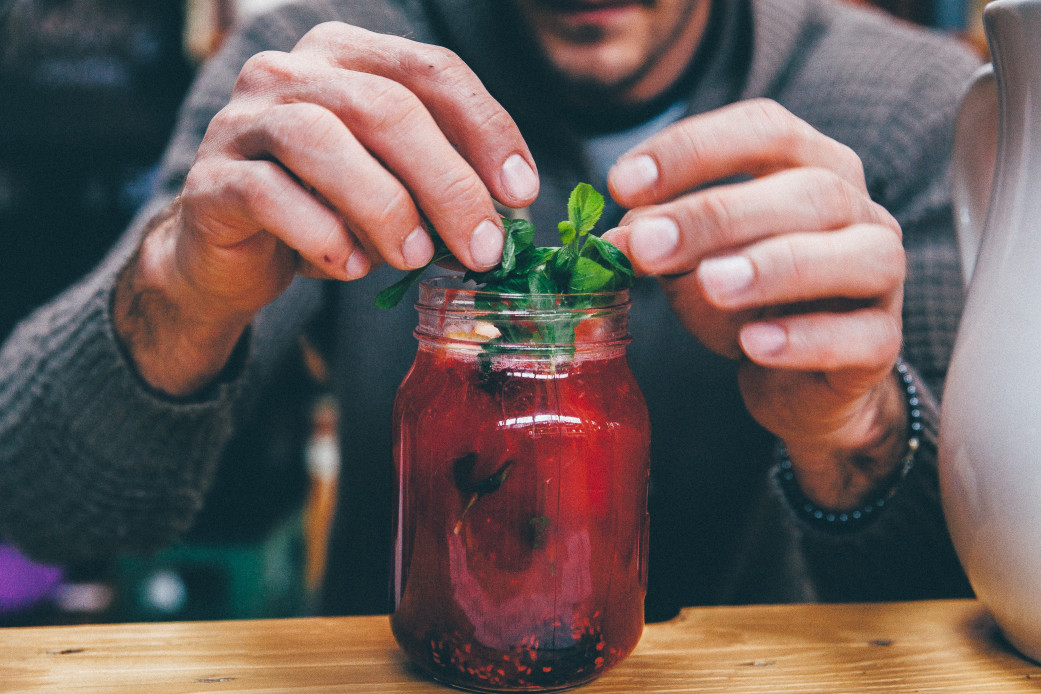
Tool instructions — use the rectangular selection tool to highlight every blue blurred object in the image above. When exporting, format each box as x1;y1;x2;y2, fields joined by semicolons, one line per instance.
934;0;970;28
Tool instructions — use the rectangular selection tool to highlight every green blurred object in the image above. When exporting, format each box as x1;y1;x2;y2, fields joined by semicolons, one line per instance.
114;511;308;622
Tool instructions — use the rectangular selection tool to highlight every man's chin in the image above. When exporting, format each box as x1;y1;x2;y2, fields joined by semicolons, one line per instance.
540;46;647;100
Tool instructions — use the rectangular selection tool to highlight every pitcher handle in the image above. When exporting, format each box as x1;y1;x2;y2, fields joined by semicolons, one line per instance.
952;63;998;287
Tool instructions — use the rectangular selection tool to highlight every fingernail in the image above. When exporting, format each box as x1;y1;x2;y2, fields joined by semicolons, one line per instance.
470;219;504;267
698;255;755;304
629;216;679;267
611;154;659;198
402;226;434;268
740;323;787;358
501;153;539;201
345;249;370;280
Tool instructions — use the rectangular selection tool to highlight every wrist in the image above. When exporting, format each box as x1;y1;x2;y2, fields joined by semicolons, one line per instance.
775;359;922;531
781;359;919;511
113;205;253;396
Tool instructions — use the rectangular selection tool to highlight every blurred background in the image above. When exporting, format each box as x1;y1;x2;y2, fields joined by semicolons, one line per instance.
0;0;994;627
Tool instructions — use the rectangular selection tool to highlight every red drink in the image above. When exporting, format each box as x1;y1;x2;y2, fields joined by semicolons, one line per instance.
391;278;650;691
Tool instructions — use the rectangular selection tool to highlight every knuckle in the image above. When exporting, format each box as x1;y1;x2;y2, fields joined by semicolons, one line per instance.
234;162;284;214
404;43;467;81
206;105;242;136
424;170;489;231
305;20;348;43
694;188;741;246
348;74;427;132
776;236;806;286
275;102;340;150
802;171;856;229
746;98;800;145
833;141;864;180
295;21;366;56
438;170;487;211
879;314;903;351
876;228;907;285
236;50;296;94
468;100;517;137
670;122;709;177
373;186;420;243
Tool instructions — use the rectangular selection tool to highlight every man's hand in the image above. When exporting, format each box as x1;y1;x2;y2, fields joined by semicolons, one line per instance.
114;23;539;396
602;99;908;510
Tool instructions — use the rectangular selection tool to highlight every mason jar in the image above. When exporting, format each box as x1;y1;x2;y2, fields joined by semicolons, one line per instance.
390;276;651;691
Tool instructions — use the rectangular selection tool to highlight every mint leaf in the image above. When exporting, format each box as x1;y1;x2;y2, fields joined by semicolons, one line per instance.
567;183;605;237
581;234;635;289
500;218;535;274
452;455;516;535
527;268;557;295
375;184;634;348
567;256;615;293
557;220;577;245
374;267;428;309
549;243;579;289
373;225;454;308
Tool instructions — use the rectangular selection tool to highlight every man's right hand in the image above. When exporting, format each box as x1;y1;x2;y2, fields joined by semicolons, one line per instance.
113;22;539;396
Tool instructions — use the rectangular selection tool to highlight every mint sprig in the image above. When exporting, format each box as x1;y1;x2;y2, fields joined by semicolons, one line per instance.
374;183;634;309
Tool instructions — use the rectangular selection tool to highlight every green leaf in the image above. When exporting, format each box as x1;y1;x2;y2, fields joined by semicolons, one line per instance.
473;460;515;496
374;226;454;308
581;235;635;288
567;182;605;238
527;268;557;295
557;220;577;245
374;185;633;354
530;515;551;549
550;244;578;287
500;218;535;274
374;267;426;309
567;256;614;293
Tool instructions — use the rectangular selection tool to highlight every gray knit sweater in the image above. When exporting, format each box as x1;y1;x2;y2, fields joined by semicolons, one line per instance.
0;0;981;618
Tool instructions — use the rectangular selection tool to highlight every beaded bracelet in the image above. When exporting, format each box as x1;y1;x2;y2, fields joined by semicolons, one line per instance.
773;359;922;534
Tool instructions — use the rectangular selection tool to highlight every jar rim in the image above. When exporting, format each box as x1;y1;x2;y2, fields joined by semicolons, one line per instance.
416;275;631;311
413;275;632;351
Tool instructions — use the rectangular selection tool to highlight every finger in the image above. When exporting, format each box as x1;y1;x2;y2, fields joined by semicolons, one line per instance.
293;24;540;208
738;307;902;373
228;100;442;271
598;227;648;278
232;51;510;270
618;168;898;276
696;224;905;311
656;270;747;359
297;251;370;280
608;99;866;207
183;157;367;281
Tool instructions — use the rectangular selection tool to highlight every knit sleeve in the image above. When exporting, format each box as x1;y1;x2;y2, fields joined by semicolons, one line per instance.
0;198;241;562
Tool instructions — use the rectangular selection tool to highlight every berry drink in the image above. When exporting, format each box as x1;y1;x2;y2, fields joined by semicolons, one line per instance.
390;280;650;692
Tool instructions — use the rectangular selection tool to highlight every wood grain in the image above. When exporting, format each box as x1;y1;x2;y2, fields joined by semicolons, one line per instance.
2;600;1039;693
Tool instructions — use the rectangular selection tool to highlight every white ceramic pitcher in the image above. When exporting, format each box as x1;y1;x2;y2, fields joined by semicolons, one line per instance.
939;0;1041;663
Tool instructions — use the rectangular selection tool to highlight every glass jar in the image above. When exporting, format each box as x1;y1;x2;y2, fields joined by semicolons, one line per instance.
390;276;651;692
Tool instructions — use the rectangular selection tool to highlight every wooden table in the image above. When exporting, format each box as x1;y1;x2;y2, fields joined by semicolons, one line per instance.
3;600;1039;692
